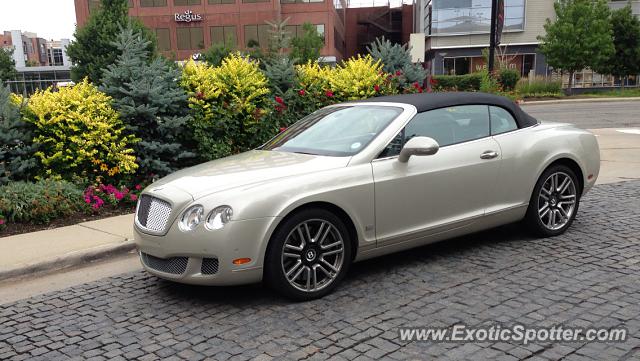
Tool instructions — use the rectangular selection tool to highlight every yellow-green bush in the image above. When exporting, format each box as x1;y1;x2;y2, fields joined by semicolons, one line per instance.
296;61;332;94
181;53;273;160
25;79;138;181
329;55;395;100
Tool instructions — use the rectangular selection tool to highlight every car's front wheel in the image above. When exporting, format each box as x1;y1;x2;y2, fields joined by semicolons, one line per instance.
525;164;580;237
265;208;352;301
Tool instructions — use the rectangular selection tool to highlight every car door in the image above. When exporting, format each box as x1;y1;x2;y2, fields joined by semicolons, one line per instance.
372;105;501;247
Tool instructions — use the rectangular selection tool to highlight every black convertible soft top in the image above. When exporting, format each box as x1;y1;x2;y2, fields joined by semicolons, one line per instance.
357;92;538;128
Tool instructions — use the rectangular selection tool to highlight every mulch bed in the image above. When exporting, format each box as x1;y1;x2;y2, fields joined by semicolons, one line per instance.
0;207;135;238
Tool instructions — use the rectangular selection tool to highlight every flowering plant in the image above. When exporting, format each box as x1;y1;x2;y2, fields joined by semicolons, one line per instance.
0;214;5;231
84;183;143;212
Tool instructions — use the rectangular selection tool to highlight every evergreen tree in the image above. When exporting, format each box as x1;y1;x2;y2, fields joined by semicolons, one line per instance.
266;16;291;57
538;0;614;94
367;36;427;86
594;5;640;88
101;27;197;179
0;81;38;184
264;57;296;94
0;48;17;83
290;23;324;64
67;0;156;83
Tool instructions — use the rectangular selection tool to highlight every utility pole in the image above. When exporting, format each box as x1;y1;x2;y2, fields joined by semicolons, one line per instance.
488;0;498;74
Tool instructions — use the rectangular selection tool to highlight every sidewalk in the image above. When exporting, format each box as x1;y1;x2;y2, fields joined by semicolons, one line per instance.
0;214;136;281
521;96;640;105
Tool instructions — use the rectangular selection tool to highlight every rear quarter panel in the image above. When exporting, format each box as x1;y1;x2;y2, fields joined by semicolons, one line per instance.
489;122;600;214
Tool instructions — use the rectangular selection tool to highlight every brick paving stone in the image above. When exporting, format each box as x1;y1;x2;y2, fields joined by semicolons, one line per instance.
0;182;639;360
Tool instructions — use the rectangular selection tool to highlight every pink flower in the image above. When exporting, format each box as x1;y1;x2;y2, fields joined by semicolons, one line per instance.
114;191;124;201
135;184;142;191
374;85;380;92
0;219;4;225
275;96;284;105
92;203;101;210
84;197;91;204
325;90;334;97
395;70;402;76
130;194;138;201
279;127;287;133
298;89;306;96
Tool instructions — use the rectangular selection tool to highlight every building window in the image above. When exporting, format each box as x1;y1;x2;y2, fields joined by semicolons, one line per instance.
431;0;525;36
210;26;237;48
177;27;204;50
156;28;171;51
284;24;325;42
174;0;201;4
140;0;167;7
209;0;235;3
47;48;64;66
244;24;269;48
443;57;471;75
242;0;269;3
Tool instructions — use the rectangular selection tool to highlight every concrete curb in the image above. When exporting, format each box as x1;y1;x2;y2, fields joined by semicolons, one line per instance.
521;97;640;105
0;240;136;282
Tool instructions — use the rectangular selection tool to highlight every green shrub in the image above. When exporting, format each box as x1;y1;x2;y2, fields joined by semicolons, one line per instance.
0;82;39;185
0;179;86;224
181;53;274;160
432;73;484;91
367;36;427;86
516;77;563;97
498;68;520;91
25;79;138;182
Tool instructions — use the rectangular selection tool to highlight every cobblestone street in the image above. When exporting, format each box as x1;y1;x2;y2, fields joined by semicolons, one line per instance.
1;181;639;360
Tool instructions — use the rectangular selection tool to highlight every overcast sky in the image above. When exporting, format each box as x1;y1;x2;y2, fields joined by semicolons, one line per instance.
0;0;77;40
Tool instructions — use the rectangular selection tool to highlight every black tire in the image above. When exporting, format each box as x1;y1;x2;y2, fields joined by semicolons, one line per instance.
525;164;581;237
264;208;352;301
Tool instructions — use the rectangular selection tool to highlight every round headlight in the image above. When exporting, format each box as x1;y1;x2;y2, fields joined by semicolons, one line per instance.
179;205;204;232
205;206;233;230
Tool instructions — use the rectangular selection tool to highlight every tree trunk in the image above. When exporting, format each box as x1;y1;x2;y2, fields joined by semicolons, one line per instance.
567;71;574;95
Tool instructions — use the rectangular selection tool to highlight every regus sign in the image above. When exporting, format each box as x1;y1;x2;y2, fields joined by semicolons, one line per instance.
175;10;203;22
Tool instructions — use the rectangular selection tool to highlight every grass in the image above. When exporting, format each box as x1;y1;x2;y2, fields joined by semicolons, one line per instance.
575;88;640;98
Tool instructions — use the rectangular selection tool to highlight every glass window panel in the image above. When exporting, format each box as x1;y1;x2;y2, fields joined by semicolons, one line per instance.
433;0;523;35
444;58;455;75
244;25;258;47
490;106;517;135
454;57;470;75
176;28;191;50
210;27;224;45
191;27;204;49
258;24;270;48
223;26;237;47
156;28;171;51
405;105;490;147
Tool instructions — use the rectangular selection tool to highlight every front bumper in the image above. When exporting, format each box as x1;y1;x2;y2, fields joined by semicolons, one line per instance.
133;216;277;286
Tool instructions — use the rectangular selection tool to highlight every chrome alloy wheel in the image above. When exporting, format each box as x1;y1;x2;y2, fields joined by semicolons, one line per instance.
281;219;345;293
538;171;577;230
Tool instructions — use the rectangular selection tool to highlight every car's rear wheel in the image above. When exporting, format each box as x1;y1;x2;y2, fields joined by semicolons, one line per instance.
265;208;352;301
525;164;580;237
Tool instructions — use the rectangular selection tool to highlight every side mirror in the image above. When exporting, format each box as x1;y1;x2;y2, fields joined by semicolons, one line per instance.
398;136;439;163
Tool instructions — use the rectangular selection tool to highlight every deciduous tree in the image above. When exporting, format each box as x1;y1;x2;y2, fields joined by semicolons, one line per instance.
538;0;614;94
66;0;156;83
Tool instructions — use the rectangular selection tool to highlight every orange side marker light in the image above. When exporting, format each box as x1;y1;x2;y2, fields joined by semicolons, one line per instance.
233;258;251;265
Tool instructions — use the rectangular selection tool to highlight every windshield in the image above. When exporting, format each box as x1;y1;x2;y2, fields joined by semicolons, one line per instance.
261;105;403;156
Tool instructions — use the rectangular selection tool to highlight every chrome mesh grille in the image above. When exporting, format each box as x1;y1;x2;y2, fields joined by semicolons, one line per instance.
201;258;219;275
136;195;172;233
141;253;188;275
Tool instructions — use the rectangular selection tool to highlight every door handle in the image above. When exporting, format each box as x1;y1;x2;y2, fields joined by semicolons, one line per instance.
480;150;499;159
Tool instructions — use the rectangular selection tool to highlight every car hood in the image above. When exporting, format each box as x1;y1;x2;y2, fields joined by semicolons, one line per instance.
150;150;351;200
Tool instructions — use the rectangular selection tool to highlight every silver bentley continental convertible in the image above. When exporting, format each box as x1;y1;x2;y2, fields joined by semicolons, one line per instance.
133;92;600;300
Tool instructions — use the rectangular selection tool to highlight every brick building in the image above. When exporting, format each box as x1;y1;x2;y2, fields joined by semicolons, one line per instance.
74;0;348;61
